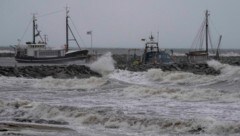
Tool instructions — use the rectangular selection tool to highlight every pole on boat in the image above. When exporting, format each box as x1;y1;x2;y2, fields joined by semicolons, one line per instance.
65;6;69;52
215;35;222;60
33;14;36;44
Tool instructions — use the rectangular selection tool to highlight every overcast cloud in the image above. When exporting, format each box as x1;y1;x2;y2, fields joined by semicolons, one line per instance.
0;0;240;49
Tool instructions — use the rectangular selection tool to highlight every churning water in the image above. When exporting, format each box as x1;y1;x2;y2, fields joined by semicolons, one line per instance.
0;51;240;136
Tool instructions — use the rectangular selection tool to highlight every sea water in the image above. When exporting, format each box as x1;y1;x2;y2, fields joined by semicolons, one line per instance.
0;49;240;135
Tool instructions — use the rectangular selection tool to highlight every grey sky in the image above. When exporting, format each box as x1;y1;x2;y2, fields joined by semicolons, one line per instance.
0;0;240;49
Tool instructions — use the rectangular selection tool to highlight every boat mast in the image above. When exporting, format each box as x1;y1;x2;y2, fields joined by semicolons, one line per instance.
66;6;69;52
205;10;209;54
33;14;36;44
216;35;222;59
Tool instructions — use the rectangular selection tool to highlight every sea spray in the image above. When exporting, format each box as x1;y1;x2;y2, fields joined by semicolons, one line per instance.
90;52;115;75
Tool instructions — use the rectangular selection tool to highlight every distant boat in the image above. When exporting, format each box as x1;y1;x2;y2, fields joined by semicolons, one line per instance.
14;8;89;63
141;34;174;65
186;10;222;63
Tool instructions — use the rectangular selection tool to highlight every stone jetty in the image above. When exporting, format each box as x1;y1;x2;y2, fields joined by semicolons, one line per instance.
0;65;101;78
1;53;239;78
116;63;220;75
113;54;221;75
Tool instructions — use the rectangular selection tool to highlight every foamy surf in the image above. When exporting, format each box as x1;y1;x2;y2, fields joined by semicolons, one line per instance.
32;76;108;90
1;99;240;135
0;76;108;90
109;68;216;88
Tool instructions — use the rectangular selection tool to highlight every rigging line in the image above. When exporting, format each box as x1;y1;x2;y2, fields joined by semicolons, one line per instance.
37;9;65;18
209;18;221;36
20;18;32;43
191;19;205;48
191;19;205;51
198;20;206;50
199;26;205;50
69;17;86;47
208;28;215;53
68;25;81;49
199;21;205;50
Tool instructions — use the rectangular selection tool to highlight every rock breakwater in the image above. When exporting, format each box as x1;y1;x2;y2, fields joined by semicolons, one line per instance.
0;65;101;78
116;63;220;75
113;55;221;75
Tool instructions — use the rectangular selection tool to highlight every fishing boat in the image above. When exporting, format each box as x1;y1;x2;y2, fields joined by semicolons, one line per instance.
14;8;89;63
186;10;222;63
141;34;174;64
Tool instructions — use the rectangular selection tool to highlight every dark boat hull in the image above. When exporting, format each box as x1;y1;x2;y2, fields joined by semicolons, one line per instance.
15;50;89;63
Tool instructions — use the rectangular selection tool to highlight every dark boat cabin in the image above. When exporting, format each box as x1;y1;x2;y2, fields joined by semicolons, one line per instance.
142;35;174;65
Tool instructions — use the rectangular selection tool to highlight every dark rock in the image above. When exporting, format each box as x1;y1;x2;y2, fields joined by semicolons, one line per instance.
0;65;101;79
113;54;221;75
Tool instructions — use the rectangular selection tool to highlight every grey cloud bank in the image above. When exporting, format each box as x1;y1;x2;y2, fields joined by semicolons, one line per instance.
0;0;240;49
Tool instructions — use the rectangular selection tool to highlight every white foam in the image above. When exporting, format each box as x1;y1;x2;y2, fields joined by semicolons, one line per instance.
145;69;194;82
109;69;150;85
145;68;218;87
32;76;107;90
122;84;240;102
0;75;107;90
90;52;115;75
122;85;180;98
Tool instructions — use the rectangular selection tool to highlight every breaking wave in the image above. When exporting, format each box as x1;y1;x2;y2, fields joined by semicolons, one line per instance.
207;60;240;76
110;68;215;87
89;52;115;75
207;60;240;88
1;100;240;135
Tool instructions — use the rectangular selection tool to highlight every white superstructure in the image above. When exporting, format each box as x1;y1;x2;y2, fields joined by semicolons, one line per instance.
26;43;65;58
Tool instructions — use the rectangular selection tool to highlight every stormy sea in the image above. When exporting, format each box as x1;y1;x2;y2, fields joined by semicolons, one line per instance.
0;48;240;136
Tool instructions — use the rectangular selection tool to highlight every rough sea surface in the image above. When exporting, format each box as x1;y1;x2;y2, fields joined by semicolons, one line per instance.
0;49;240;136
